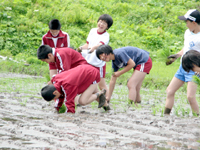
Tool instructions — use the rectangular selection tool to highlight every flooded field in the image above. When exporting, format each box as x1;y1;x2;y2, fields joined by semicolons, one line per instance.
0;73;200;150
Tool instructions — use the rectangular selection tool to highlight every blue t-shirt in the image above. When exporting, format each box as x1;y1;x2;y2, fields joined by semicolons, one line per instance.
112;46;149;72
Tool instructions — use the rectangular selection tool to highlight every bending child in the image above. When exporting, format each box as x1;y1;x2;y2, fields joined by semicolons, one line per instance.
165;9;200;116
77;14;113;99
182;50;200;74
37;45;87;77
96;45;152;104
41;64;106;113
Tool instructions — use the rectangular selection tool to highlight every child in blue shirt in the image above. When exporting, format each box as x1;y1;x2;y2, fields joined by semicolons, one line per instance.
96;45;152;104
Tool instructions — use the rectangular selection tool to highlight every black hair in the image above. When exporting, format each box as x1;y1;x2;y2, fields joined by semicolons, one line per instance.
49;19;61;30
187;19;200;25
96;45;113;59
186;10;200;25
41;84;57;101
97;14;113;30
37;45;53;59
182;50;200;72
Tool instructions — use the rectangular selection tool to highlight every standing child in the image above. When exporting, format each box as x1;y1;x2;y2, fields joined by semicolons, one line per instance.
96;45;152;104
165;9;200;116
42;19;70;78
41;64;106;113
77;14;113;99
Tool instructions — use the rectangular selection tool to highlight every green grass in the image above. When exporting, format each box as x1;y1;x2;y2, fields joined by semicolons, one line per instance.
0;0;199;59
0;75;46;93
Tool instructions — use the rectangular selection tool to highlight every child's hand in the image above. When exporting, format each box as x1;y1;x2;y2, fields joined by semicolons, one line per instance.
166;54;181;65
58;104;66;113
112;72;120;77
106;97;110;103
76;47;82;53
88;48;94;53
48;81;52;85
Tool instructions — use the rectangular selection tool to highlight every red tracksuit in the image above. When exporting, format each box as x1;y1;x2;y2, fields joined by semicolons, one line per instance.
50;47;88;73
42;30;70;69
51;64;100;113
42;30;70;48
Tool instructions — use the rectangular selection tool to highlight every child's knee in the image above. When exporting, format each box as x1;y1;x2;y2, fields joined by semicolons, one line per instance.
127;82;133;89
166;88;175;96
187;95;196;103
78;100;86;106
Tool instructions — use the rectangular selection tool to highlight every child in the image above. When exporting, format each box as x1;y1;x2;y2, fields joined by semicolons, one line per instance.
165;9;200;116
96;45;152;104
42;19;70;77
41;64;106;113
77;14;113;99
37;45;87;78
42;19;70;48
182;50;200;73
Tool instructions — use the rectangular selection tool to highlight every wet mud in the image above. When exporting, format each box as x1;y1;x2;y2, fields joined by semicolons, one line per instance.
0;73;200;150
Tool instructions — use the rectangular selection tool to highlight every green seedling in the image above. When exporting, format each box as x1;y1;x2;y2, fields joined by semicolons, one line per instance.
160;108;164;117
112;103;117;111
91;101;97;109
180;107;185;116
192;112;198;117
59;104;66;113
151;107;157;116
193;75;200;85
20;99;27;106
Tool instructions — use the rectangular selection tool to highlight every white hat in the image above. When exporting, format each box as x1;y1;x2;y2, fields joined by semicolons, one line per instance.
178;9;200;22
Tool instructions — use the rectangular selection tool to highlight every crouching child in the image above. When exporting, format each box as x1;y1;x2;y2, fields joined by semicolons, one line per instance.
41;64;107;113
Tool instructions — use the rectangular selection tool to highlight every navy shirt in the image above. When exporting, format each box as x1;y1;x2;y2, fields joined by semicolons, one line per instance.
112;46;149;72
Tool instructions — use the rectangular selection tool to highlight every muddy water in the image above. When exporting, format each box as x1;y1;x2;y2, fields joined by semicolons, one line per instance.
0;73;200;150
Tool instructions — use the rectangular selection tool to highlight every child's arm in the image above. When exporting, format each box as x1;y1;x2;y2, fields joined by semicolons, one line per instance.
79;43;89;50
112;59;135;77
166;48;183;65
50;69;57;79
89;43;103;53
54;97;64;112
107;58;135;100
177;48;184;56
107;76;117;101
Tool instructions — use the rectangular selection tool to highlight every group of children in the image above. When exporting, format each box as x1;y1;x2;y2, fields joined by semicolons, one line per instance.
39;15;113;113
38;9;200;116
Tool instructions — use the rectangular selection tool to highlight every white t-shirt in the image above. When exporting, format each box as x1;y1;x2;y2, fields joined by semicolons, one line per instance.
183;29;200;54
82;28;109;67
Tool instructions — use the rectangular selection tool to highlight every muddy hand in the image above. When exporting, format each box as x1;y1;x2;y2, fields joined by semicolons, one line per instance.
88;48;94;53
166;54;180;65
76;47;82;53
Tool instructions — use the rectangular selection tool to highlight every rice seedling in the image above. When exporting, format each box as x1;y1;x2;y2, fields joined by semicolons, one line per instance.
20;99;27;106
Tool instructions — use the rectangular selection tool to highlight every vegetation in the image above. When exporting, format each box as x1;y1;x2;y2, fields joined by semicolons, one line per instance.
1;0;199;57
1;0;200;86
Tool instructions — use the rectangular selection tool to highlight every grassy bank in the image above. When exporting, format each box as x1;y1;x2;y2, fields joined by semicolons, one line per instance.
1;0;200;59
